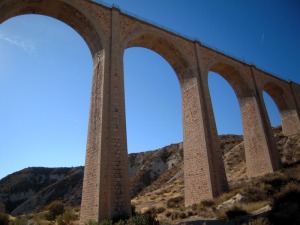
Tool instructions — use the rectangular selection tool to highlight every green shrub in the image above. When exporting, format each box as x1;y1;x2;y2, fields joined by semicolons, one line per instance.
8;217;27;225
99;220;113;225
74;206;81;213
126;213;159;225
45;200;65;221
86;211;159;225
86;220;99;225
56;208;78;225
0;213;10;225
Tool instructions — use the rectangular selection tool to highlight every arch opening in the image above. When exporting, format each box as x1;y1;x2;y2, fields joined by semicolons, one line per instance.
208;71;244;182
0;0;104;58
263;90;281;129
0;14;93;196
123;32;191;82
209;62;252;99
123;47;183;153
207;62;281;179
122;32;190;155
263;83;288;112
263;82;300;136
208;71;243;135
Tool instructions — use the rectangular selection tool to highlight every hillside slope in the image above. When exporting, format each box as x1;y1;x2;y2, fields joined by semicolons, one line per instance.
0;167;80;214
1;126;299;217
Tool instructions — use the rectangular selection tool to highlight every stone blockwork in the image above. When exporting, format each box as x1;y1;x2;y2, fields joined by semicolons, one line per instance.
1;0;300;223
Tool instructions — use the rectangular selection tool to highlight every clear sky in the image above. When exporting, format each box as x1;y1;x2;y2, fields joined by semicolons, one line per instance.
0;0;300;179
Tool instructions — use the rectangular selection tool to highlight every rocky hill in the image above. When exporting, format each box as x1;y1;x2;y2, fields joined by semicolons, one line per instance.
0;126;299;218
0;167;84;215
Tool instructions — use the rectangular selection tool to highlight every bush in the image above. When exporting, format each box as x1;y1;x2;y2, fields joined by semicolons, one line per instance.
8;217;27;225
164;211;172;218
45;200;65;221
99;220;113;225
113;212;131;223
200;199;215;207
131;205;136;216
56;208;78;225
154;207;165;214
242;182;272;202
186;211;195;217
86;212;159;225
114;220;126;225
166;196;184;208
216;206;248;221
189;201;215;218
225;206;248;220
178;212;186;219
170;212;179;220
0;213;10;225
86;220;100;225
126;212;159;225
86;220;113;225
269;187;300;225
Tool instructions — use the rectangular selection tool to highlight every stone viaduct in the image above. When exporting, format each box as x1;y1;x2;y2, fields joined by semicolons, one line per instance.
1;0;300;224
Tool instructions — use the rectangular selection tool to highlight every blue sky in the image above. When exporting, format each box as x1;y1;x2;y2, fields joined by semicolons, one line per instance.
0;0;300;179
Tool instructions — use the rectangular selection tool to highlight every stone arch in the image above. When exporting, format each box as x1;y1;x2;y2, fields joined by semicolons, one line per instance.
205;59;253;100
121;31;229;205
204;59;280;178
263;82;300;136
204;60;248;181
0;0;105;58
263;82;289;112
0;1;110;223
121;30;194;82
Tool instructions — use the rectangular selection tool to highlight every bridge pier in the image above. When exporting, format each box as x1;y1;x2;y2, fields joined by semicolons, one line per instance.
80;51;112;224
183;42;229;207
80;8;131;224
281;110;300;136
241;95;281;178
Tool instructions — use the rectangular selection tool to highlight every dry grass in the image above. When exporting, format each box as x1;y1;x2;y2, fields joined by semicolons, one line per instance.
131;159;300;224
241;201;270;213
214;188;242;205
128;131;300;224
